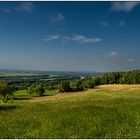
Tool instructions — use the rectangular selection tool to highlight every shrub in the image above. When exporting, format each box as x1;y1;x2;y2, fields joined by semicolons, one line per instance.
28;84;45;96
0;81;15;103
70;80;84;92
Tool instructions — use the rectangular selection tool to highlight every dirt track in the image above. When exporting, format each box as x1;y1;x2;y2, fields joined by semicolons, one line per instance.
28;89;96;102
26;84;140;102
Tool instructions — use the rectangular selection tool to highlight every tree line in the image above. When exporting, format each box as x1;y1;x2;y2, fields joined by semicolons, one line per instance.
54;70;140;92
97;70;140;85
0;70;139;103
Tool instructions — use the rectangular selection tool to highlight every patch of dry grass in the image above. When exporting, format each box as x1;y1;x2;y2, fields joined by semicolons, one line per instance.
29;89;96;102
96;84;140;91
24;84;140;102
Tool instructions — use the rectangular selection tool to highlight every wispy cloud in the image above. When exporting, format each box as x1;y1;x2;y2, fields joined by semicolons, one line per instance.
49;13;65;25
1;8;11;13
70;35;102;44
1;2;34;13
108;51;119;57
118;20;126;26
110;2;140;13
43;34;102;44
43;35;61;42
108;53;137;65
14;2;34;12
100;21;110;27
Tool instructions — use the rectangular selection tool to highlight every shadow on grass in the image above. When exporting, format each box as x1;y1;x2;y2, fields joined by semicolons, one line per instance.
0;105;17;111
33;94;54;97
45;94;56;96
39;93;58;97
13;93;58;100
13;97;31;100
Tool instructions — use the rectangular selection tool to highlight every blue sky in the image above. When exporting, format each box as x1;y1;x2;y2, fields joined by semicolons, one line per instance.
0;1;140;72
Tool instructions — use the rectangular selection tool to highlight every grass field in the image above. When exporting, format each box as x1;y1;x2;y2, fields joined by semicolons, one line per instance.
0;85;140;138
13;89;58;100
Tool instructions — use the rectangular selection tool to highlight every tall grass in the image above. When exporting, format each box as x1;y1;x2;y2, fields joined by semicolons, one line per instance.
0;88;140;138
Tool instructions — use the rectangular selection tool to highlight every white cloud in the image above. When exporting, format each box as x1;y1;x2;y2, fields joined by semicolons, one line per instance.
14;2;34;12
62;36;71;40
49;13;65;24
71;35;102;44
118;20;126;26
100;21;110;27
109;51;119;57
1;2;34;13
72;35;87;42
110;2;140;13
43;34;102;44
43;35;61;42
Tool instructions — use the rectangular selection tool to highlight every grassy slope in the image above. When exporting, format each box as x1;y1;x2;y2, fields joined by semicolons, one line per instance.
0;85;140;138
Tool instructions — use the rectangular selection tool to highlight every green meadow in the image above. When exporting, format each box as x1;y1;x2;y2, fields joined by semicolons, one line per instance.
0;85;140;138
13;89;58;99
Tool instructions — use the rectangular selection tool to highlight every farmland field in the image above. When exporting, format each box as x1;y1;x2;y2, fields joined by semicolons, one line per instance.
0;85;140;138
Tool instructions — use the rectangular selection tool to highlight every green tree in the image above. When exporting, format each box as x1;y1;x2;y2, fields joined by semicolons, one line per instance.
35;85;45;96
70;80;84;92
28;85;35;95
83;78;95;89
28;84;45;96
59;81;71;92
0;81;15;103
94;76;101;86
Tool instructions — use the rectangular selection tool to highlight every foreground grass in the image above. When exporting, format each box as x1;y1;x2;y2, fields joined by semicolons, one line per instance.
0;85;140;138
